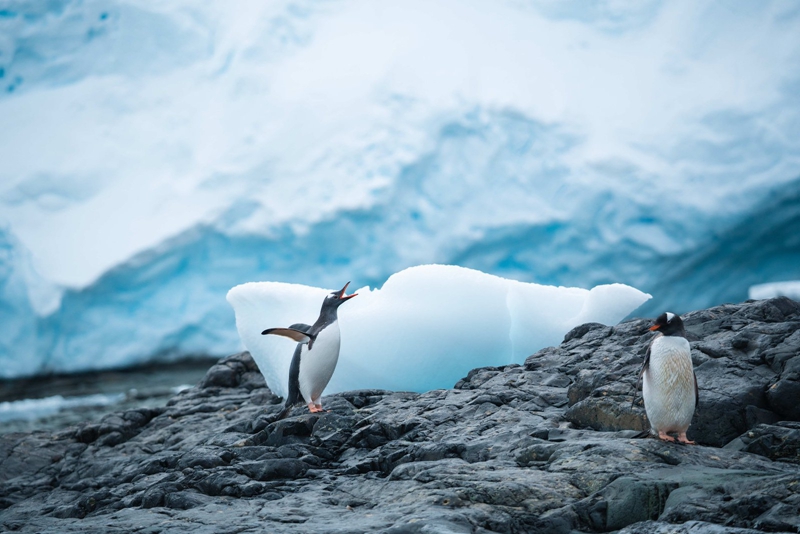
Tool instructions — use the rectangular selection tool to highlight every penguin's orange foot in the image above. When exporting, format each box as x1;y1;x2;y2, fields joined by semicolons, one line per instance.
307;403;324;413
676;433;696;445
657;431;676;442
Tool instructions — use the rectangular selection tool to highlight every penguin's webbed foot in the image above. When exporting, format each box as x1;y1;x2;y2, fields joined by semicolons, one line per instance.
307;402;324;413
676;433;696;445
657;431;676;443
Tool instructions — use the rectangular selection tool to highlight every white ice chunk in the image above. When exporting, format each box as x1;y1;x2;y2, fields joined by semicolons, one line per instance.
227;265;651;397
748;281;800;302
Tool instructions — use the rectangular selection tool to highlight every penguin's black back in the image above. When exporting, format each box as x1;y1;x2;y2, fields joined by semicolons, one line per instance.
275;323;311;420
285;343;303;407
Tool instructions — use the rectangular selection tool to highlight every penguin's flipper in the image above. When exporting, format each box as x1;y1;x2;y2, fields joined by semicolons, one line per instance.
261;327;313;344
693;371;699;409
639;342;652;377
286;323;318;348
631;343;652;408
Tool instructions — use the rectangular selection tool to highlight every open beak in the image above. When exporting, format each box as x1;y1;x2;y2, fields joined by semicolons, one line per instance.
649;324;661;331
336;281;357;301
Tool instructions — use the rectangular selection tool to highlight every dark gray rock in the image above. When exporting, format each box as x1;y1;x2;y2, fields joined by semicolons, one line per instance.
724;421;800;464
1;300;800;533
565;297;800;448
619;520;766;533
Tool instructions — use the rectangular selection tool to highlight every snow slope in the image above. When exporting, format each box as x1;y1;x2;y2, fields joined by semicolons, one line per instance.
0;0;799;378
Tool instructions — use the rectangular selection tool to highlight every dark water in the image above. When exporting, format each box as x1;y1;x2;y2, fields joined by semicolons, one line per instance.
0;359;215;435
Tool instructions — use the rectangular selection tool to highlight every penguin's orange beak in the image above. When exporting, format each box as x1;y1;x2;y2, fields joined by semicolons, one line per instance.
649;324;661;331
337;281;357;301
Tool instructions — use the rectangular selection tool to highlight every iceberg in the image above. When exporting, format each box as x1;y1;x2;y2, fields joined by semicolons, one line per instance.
749;281;800;302
227;265;651;396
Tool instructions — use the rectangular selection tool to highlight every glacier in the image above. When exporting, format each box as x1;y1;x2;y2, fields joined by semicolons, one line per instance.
0;1;799;379
227;265;651;396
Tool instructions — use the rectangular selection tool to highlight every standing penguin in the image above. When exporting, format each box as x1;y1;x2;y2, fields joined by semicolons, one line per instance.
636;312;698;444
262;282;357;419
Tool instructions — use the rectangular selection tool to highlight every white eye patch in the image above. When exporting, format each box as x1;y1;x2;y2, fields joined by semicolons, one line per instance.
665;312;675;322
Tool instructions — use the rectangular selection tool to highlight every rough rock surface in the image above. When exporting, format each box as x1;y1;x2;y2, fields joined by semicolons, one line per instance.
1;298;799;533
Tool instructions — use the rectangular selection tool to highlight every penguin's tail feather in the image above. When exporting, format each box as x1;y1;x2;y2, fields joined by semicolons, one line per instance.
274;404;293;421
274;386;302;421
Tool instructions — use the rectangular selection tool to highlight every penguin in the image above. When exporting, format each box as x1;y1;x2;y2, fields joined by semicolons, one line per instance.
635;311;698;444
262;282;357;419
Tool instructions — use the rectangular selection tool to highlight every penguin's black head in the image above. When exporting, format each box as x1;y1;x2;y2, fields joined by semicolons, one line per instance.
322;281;357;309
649;312;685;337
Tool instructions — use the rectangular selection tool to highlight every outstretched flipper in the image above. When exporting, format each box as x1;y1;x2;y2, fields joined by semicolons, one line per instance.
261;327;315;345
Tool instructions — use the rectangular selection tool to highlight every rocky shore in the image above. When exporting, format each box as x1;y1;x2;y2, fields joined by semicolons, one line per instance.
1;297;799;533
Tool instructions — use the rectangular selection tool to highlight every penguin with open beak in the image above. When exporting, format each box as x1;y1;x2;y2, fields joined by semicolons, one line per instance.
635;312;698;444
262;282;357;419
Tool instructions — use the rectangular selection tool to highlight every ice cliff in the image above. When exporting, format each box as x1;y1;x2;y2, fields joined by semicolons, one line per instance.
0;1;798;378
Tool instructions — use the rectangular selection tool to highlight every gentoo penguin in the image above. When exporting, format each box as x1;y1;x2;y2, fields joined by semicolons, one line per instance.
262;282;357;419
636;312;698;444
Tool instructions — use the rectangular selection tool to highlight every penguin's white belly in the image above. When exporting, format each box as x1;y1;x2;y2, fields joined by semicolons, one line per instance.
298;322;341;404
642;336;695;434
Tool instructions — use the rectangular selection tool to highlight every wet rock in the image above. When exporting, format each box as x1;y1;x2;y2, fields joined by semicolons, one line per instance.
725;421;800;464
236;458;308;481
619;520;765;533
199;351;272;392
574;476;678;531
1;298;799;533
565;396;647;433
767;376;800;420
